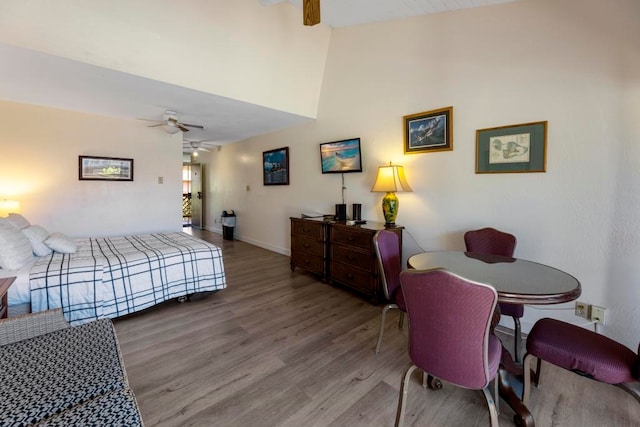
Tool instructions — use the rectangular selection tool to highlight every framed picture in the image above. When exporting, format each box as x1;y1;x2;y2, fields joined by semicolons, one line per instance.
404;106;453;154
263;147;289;185
79;156;134;181
475;121;547;173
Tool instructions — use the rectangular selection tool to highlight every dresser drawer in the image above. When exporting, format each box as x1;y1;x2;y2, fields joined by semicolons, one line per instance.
292;237;324;256
291;252;324;275
291;219;324;240
330;244;373;269
330;261;375;294
330;227;373;250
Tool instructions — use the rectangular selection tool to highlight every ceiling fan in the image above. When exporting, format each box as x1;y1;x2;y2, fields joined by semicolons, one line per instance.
183;140;220;156
139;110;205;134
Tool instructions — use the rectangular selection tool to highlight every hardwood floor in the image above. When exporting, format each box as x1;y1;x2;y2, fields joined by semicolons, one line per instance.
114;229;640;426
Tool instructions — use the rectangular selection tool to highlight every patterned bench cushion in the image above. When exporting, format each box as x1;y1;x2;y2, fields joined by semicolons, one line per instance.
34;389;143;427
0;319;131;426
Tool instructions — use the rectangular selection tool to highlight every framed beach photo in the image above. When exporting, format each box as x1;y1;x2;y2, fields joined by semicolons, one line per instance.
263;147;290;185
404;106;453;154
79;156;134;181
476;121;547;173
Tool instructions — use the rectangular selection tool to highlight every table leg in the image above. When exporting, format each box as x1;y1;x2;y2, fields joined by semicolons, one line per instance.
498;347;535;427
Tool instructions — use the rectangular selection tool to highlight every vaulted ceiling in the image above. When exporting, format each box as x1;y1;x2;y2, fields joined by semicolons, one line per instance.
1;0;520;147
260;0;519;28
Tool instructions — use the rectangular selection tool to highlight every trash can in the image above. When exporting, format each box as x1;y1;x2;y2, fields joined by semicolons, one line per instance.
221;210;236;240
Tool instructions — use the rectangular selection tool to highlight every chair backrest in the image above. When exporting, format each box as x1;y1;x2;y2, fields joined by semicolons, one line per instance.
400;268;498;389
373;230;401;301
464;227;516;257
635;344;640;379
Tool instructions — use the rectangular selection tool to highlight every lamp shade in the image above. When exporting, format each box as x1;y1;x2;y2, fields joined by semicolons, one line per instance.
0;199;21;217
371;164;413;193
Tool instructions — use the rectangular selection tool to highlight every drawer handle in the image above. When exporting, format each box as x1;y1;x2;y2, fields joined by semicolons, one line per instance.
347;255;355;261
347;273;355;280
303;243;310;249
347;236;355;242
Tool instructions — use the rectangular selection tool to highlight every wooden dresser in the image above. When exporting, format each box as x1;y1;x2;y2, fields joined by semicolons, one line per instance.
290;217;402;303
290;218;327;280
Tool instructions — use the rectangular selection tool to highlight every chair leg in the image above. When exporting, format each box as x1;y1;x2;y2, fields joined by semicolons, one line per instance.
481;382;500;427
395;364;418;427
398;311;405;329
491;374;500;414
522;353;534;406
534;357;542;387
513;316;522;363
375;304;397;354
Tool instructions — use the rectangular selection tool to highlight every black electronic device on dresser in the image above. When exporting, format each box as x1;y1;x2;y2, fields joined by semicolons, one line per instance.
290;217;403;304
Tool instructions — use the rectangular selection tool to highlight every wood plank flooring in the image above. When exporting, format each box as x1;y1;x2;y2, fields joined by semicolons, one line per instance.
114;229;640;427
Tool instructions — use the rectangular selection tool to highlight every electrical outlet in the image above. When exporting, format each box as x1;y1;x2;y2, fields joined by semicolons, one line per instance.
590;305;606;325
575;301;589;319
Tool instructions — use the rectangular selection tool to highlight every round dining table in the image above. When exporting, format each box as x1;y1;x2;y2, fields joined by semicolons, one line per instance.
407;251;582;427
407;251;581;305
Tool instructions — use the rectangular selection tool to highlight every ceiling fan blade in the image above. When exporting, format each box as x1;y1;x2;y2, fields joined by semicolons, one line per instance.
137;118;162;123
147;123;163;127
181;123;205;129
199;147;212;152
303;0;320;26
176;124;189;132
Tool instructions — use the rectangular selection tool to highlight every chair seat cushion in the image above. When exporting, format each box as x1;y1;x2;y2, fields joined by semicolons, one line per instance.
527;318;637;384
498;302;524;318
487;334;502;377
392;286;406;311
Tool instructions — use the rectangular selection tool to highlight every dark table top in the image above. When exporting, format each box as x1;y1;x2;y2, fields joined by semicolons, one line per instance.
407;251;581;305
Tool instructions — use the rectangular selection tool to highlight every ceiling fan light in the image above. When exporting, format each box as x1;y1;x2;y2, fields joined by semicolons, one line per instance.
162;123;180;134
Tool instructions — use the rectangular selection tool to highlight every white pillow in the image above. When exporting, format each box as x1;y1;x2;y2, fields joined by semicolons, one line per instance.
5;213;30;229
22;224;53;257
0;222;35;269
45;232;77;254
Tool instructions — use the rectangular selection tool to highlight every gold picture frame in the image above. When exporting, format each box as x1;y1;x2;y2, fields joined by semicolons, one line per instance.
404;106;453;154
475;121;547;174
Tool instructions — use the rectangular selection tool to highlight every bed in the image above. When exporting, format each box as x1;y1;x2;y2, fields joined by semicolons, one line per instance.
0;215;226;325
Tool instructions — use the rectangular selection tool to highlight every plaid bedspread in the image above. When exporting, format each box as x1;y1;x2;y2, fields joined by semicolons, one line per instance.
29;232;226;325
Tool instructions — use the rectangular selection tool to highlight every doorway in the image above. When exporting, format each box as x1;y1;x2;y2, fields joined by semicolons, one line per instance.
182;163;203;228
191;163;203;229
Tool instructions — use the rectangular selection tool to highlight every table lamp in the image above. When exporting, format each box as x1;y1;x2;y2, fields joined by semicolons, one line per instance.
371;162;412;227
0;199;21;218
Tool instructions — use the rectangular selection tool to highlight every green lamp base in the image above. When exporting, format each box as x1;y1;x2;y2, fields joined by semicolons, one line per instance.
381;191;399;226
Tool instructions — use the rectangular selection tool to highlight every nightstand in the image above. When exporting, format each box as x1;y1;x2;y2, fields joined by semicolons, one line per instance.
0;277;16;319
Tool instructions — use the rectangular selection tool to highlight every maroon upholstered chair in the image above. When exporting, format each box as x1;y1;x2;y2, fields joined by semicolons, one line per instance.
395;269;501;427
373;229;405;353
523;318;640;408
464;227;524;362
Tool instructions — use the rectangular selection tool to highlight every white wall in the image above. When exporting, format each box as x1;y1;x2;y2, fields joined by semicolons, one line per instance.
0;100;183;236
206;0;640;348
0;0;331;118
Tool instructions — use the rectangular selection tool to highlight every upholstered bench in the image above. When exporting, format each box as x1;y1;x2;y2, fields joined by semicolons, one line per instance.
523;317;640;408
0;309;143;426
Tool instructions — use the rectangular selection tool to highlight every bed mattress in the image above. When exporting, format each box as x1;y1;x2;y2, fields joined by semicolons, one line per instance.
28;232;226;325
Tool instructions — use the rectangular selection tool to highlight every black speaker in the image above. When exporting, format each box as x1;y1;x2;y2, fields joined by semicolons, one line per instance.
352;203;362;221
335;204;347;221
